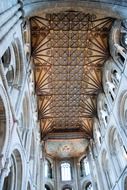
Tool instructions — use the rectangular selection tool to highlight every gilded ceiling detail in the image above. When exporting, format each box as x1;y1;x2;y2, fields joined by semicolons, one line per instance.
30;12;114;139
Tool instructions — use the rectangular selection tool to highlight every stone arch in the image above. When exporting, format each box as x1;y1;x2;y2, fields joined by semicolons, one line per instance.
79;156;90;177
119;90;127;135
11;38;25;88
109;19;127;69
60;161;72;181
0;85;11;162
82;180;93;190
108;127;122;174
85;182;93;190
108;126;127;173
1;39;25;91
44;158;53;179
1;47;11;68
62;184;72;190
0;96;7;154
2;148;23;190
20;93;31;149
102;58;121;103
120;19;127;50
101;149;113;189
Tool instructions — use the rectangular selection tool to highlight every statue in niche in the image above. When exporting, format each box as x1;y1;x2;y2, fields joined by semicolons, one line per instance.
105;81;116;101
111;69;121;86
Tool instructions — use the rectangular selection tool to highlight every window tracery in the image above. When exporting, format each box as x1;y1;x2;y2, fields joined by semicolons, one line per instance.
62;187;72;190
61;162;72;181
1;39;24;93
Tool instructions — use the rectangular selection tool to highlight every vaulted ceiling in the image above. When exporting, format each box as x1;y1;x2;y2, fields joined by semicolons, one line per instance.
30;11;114;157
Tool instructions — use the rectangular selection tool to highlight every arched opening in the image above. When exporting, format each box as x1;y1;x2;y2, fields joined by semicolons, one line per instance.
60;162;72;181
80;157;90;177
119;91;127;136
109;127;127;174
2;156;16;190
2;149;23;190
12;149;22;189
101;150;113;189
62;186;72;190
0;96;6;154
44;159;52;179
1;47;11;68
20;95;31;149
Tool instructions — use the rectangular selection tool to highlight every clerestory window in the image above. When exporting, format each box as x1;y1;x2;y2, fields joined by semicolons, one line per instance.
61;162;72;181
44;159;52;179
80;157;90;177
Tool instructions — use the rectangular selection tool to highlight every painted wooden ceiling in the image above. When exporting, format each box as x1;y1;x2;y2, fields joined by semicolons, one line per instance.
30;11;114;142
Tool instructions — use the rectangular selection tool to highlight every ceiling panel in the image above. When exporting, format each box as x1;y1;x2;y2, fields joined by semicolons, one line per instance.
30;11;114;141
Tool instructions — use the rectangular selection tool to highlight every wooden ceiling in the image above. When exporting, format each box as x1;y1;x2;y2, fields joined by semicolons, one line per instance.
30;11;114;140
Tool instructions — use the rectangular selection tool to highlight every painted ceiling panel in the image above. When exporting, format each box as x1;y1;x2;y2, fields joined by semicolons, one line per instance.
45;138;88;158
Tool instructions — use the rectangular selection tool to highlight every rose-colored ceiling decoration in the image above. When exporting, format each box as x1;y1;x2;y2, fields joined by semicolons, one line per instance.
30;11;114;141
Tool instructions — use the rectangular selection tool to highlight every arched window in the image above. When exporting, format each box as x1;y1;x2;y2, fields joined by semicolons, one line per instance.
2;149;23;190
61;162;72;181
2;157;15;190
80;157;90;177
85;182;93;190
44;159;52;178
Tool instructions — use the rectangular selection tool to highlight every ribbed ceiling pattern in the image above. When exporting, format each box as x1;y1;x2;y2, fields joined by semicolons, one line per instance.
30;11;114;139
